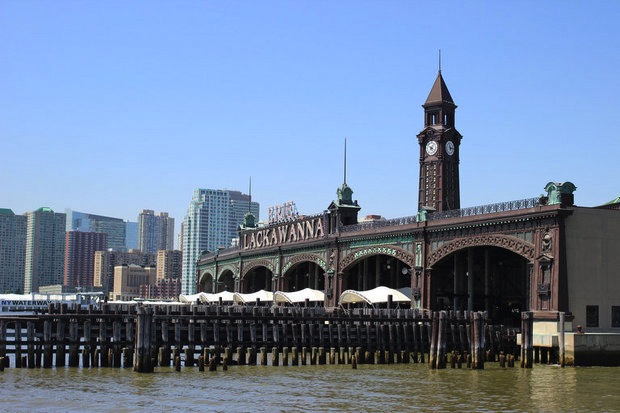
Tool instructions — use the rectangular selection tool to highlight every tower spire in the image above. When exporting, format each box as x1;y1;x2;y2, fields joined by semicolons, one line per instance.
438;49;442;73
242;176;256;228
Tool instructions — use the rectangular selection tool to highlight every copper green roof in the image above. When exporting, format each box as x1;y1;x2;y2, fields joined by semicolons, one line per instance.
603;197;620;205
0;208;15;216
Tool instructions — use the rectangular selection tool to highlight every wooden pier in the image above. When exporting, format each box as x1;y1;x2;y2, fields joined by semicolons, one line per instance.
0;304;525;373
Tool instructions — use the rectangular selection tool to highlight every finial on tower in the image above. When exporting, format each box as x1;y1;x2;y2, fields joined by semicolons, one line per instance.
438;49;442;73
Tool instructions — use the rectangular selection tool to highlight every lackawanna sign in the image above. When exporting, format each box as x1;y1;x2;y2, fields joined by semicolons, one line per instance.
242;216;325;251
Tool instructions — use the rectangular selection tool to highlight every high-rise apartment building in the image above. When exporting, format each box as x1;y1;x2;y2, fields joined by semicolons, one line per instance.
138;210;174;254
24;207;66;293
65;209;127;251
94;249;156;294
0;208;27;293
156;250;182;281
64;231;108;289
125;221;139;250
181;189;259;294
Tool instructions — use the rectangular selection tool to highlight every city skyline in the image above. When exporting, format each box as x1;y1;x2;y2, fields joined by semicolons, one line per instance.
1;2;619;228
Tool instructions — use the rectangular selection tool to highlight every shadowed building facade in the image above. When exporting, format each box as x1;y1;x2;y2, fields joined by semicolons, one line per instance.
196;70;620;333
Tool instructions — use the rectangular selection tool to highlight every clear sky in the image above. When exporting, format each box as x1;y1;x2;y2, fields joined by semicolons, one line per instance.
1;1;619;232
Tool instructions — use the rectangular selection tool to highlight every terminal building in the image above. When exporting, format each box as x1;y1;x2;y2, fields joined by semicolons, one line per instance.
196;70;620;341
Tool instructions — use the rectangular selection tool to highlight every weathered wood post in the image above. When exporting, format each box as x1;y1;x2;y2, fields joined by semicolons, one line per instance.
27;321;36;368
134;306;154;373
112;320;122;367
520;311;533;368
15;321;23;368
82;319;91;368
186;320;196;367
42;320;52;368
125;317;135;368
559;312;565;368
160;320;170;367
429;312;438;369
56;318;66;367
472;311;485;369
0;320;7;368
68;320;80;367
436;311;447;369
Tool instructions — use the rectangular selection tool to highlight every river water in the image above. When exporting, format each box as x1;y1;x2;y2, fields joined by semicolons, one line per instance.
1;363;619;412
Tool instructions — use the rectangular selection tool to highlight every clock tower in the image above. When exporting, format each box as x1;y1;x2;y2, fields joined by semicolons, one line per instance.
417;69;462;213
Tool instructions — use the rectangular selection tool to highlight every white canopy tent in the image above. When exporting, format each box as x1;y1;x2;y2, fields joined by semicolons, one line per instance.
179;291;236;304
178;293;207;304
233;290;274;304
273;288;325;305
338;286;411;306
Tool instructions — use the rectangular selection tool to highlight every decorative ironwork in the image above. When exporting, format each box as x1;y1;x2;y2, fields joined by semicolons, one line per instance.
428;234;536;267
241;259;276;278
339;246;417;271
339;215;418;233
282;253;327;274
430;197;540;220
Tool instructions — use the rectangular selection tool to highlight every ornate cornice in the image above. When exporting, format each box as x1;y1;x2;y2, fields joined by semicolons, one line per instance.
428;234;535;267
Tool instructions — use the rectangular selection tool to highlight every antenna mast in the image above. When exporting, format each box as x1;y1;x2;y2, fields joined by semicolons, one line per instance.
248;176;252;214
344;138;347;185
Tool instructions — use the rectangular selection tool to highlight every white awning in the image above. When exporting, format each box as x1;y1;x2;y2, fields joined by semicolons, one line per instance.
273;288;325;304
178;293;206;304
338;286;411;306
233;290;274;304
179;291;235;304
208;291;235;303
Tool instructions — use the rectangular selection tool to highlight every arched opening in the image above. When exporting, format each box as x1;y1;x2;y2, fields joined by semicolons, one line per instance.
281;261;325;292
343;254;411;291
198;272;214;293
216;270;235;293
242;266;273;293
430;246;529;327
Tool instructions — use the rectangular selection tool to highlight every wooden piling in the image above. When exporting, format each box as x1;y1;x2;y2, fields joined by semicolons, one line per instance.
42;320;52;368
429;312;438;369
27;321;35;368
0;320;7;368
559;312;565;368
282;347;289;366
520;311;533;368
134;306;154;373
271;346;279;366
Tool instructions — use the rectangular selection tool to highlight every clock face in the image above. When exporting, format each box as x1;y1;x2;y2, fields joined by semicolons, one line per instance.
445;141;455;156
426;140;438;156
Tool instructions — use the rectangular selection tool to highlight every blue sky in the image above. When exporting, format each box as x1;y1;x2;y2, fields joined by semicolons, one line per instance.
1;1;619;231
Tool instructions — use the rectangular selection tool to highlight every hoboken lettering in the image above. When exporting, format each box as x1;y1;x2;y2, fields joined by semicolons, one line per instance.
243;218;324;250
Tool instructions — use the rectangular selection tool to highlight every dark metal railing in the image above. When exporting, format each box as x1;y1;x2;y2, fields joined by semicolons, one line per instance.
429;197;540;221
339;215;419;233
